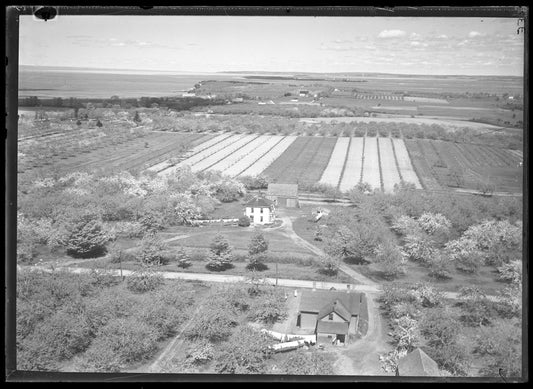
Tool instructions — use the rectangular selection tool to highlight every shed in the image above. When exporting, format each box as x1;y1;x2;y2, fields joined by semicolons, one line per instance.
397;348;441;376
266;183;299;208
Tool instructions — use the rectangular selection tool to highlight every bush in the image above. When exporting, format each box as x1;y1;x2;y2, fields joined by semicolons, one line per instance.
238;216;251;227
175;246;192;268
65;214;111;259
281;352;336;375
138;233;169;265
126;268;164;293
317;255;338;277
185;341;215;365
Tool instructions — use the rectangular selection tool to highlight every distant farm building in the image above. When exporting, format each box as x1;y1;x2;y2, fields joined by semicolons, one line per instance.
297;290;367;346
232;97;244;103
299;90;310;97
182;92;196;97
244;196;275;225
266;183;299;208
397;348;441;376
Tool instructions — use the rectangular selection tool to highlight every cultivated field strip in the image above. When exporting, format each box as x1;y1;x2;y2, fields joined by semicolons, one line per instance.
338;137;364;192
181;133;233;158
238;136;297;177
392;139;425;190
208;135;273;174
508;149;523;159
361;136;382;191
146;133;213;172
378;137;402;192
276;137;336;184
193;134;259;173
228;136;285;177
297;137;338;184
261;137;313;180
161;134;247;176
319;137;350;187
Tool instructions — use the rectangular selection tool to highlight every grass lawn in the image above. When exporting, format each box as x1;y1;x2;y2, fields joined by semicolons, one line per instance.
93;257;353;284
165;225;316;257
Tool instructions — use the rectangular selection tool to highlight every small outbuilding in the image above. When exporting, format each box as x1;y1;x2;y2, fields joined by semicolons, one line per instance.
244;196;275;225
266;183;299;208
397;348;441;376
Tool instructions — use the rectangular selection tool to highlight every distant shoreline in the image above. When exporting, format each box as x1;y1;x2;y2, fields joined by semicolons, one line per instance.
19;65;523;79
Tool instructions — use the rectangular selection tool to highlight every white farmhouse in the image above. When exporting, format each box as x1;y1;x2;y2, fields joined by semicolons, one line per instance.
244;197;275;225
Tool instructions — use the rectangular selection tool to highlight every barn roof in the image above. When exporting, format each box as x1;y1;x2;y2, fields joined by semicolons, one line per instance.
299;290;362;317
244;197;274;208
398;348;441;377
316;321;349;335
317;299;351;322
267;183;298;198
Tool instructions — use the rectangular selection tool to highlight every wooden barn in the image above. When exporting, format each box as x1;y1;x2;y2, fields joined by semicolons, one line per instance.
266;183;299;208
296;290;366;346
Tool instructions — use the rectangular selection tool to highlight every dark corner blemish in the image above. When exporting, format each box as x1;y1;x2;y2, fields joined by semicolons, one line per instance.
34;6;57;22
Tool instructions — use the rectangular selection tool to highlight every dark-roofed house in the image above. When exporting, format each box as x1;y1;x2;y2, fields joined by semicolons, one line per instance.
297;289;366;345
266;183;299;208
244;196;275;225
397;348;441;376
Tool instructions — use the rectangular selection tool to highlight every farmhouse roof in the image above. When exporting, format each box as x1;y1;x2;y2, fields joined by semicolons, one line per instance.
317;299;351;322
299;290;362;317
316;320;349;335
267;183;298;198
398;348;441;377
244;197;274;208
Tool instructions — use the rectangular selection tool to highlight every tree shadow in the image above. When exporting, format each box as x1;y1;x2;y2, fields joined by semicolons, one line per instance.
343;256;370;265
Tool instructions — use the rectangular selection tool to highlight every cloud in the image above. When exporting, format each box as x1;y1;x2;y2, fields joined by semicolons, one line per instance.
468;31;486;38
436;34;448;39
457;39;469;46
377;29;407;39
409;32;422;41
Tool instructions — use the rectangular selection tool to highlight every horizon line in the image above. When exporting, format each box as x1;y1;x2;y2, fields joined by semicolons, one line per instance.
18;64;524;78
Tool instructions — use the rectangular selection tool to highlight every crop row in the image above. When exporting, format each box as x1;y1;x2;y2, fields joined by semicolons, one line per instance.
225;136;284;177
391;138;423;189
378;137;402;192
238;136;297;177
361;137;382;191
193;134;259;173
319;137;350;187
209;135;274;174
338;137;364;192
162;134;247;176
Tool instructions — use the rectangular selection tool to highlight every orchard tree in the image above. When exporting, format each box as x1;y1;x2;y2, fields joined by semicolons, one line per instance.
389;315;420;353
374;241;406;280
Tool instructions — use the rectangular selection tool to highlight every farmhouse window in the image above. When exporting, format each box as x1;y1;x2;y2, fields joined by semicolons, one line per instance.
260;216;263;222
328;313;334;321
260;208;263;213
250;208;253;213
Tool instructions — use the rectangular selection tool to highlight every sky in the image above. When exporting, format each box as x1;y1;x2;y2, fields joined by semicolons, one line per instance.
19;15;525;76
